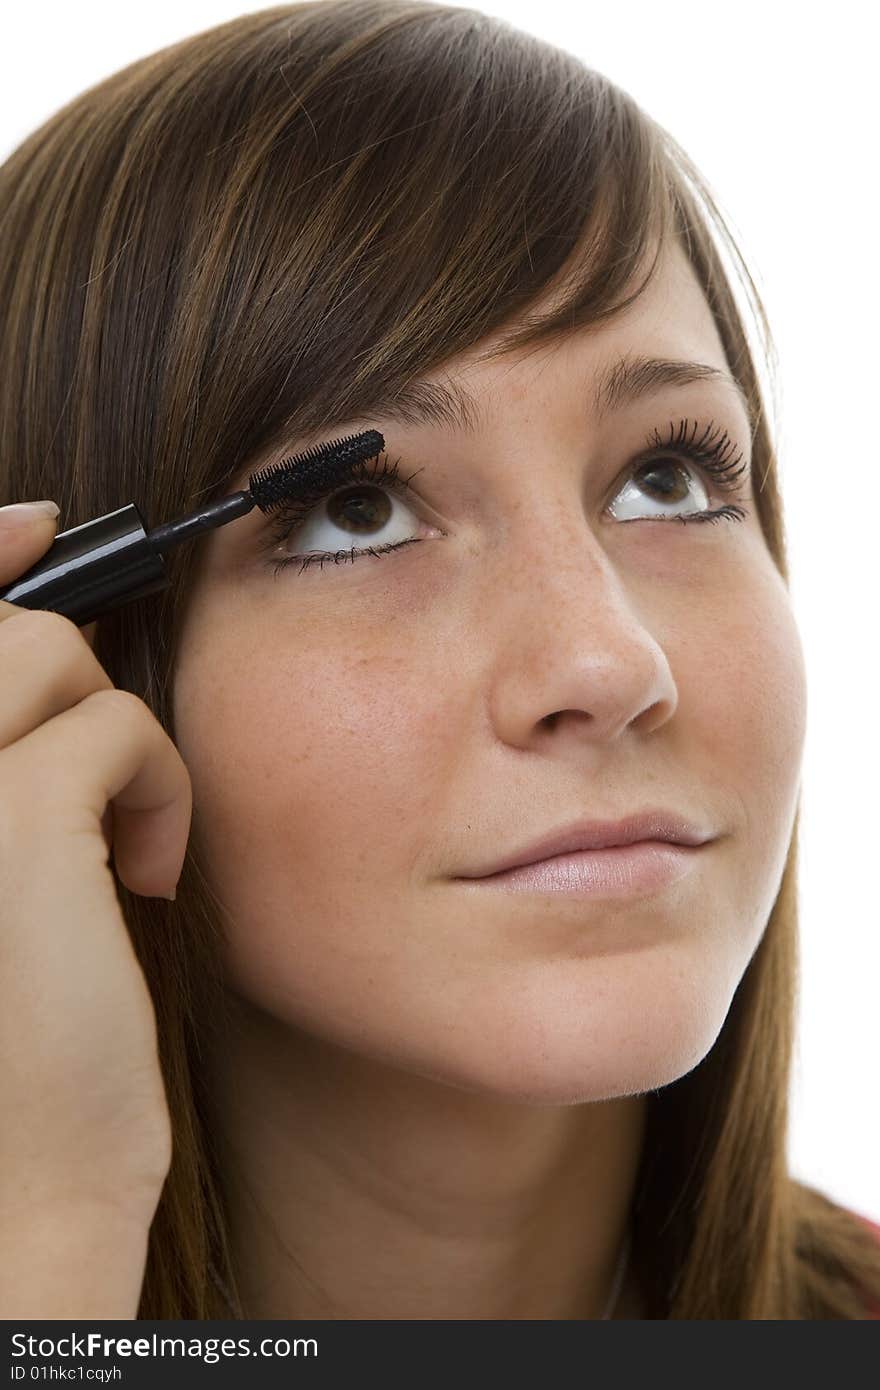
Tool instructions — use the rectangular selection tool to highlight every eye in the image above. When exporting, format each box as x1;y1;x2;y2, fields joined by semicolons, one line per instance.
268;458;429;575
608;418;750;525
609;458;722;522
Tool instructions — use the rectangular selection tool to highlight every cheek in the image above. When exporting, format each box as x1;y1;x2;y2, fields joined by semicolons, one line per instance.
685;563;807;928
171;614;462;1051
172;623;450;912
704;571;806;798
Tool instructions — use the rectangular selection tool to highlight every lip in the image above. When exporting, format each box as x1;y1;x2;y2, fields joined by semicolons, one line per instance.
455;842;703;898
455;809;717;879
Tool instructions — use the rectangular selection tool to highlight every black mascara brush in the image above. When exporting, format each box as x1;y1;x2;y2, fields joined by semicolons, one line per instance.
0;429;385;628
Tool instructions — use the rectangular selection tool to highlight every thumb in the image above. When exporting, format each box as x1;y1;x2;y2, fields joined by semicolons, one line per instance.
0;500;61;593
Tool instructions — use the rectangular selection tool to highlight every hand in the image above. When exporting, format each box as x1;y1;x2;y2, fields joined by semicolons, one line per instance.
0;501;192;1228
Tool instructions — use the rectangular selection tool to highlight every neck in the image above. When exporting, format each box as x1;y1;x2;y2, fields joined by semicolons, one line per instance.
205;996;648;1320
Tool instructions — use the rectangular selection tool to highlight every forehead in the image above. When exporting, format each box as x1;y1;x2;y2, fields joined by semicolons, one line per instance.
371;242;741;444
440;238;725;393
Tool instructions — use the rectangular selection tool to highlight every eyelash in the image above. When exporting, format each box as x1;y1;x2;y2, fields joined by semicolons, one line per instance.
261;417;751;578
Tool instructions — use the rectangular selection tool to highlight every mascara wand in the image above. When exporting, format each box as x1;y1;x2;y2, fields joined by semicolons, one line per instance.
0;429;385;629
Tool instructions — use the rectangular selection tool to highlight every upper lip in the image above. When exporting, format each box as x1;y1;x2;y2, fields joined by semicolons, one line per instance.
457;809;717;878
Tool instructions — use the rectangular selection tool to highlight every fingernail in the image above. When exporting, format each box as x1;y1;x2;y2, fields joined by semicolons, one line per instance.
0;500;61;529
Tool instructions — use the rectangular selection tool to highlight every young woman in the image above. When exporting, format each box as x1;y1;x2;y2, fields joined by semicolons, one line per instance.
1;0;878;1319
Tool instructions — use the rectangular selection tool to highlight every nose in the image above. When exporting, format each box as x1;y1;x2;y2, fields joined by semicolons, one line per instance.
486;520;678;747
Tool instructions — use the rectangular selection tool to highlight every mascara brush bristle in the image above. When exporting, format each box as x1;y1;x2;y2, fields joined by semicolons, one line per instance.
247;429;386;512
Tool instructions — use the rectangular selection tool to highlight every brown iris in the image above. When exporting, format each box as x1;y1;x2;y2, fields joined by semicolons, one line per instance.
326;485;393;536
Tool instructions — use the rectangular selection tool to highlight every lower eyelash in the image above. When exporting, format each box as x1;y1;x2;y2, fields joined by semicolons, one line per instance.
279;537;424;577
649;503;748;526
675;500;745;522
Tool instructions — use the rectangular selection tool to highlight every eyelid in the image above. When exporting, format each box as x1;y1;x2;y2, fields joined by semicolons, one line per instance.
332;458;449;531
611;418;750;496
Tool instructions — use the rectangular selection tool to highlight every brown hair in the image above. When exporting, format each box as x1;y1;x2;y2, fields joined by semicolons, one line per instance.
2;0;878;1319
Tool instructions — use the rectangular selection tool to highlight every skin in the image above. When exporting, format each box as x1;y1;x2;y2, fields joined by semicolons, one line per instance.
170;237;807;1318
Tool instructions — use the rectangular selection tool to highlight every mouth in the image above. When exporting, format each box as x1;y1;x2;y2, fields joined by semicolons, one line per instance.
453;840;710;899
456;809;718;882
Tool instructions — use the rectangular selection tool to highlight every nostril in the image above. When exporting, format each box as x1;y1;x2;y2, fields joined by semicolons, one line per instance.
542;710;592;731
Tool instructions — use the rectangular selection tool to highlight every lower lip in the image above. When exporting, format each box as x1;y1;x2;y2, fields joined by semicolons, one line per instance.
455;841;704;898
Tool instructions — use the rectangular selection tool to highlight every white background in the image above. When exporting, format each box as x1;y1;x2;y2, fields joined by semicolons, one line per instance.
3;2;877;1223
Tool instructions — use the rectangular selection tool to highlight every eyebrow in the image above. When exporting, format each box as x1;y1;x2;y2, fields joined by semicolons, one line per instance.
368;352;755;438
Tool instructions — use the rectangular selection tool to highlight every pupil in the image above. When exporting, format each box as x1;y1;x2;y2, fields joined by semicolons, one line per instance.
641;462;685;501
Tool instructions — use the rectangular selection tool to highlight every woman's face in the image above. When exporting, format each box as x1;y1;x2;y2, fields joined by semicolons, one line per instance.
172;239;806;1104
